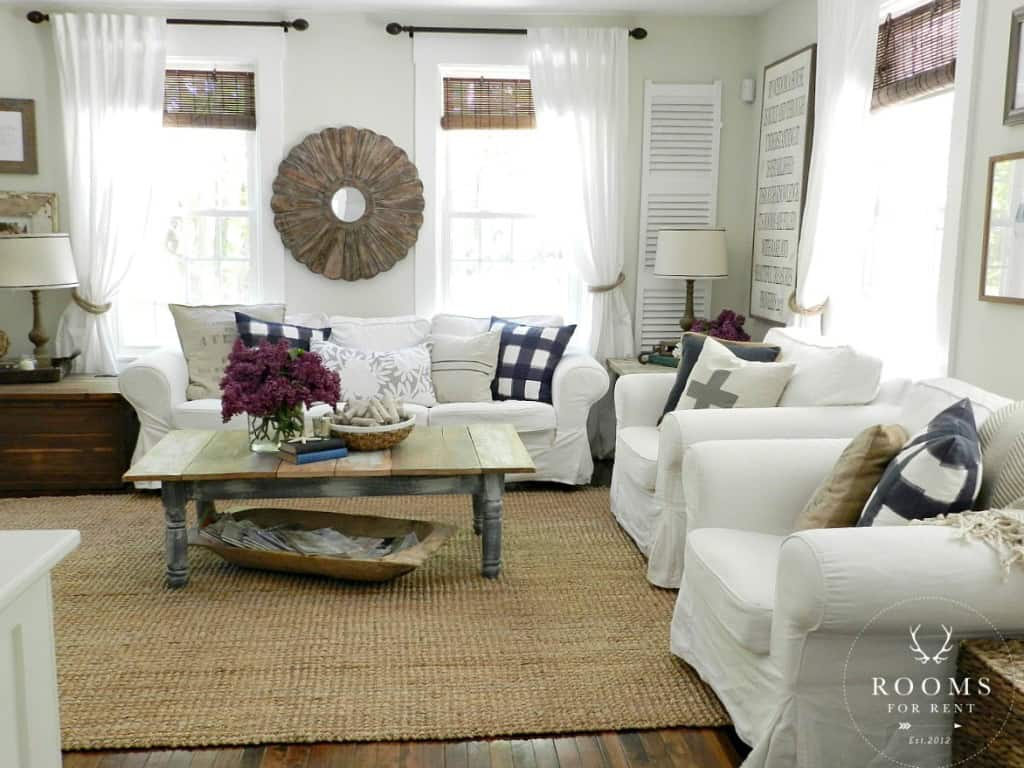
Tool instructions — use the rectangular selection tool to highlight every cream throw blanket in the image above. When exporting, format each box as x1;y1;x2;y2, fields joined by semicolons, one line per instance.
914;509;1024;577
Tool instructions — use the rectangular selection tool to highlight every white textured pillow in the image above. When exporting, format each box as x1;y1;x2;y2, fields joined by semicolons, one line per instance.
764;327;882;407
676;336;795;411
429;331;500;403
311;341;437;407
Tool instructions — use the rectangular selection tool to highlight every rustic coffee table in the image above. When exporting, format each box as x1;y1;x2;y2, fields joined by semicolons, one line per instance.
123;424;535;588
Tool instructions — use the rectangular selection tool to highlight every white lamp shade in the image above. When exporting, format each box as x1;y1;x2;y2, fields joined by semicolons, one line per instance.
654;229;728;279
0;233;78;290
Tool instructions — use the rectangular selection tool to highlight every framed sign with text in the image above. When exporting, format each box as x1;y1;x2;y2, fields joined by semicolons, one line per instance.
749;45;816;323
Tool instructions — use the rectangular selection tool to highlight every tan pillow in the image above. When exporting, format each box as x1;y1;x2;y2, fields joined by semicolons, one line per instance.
794;424;909;530
429;331;500;403
169;303;286;400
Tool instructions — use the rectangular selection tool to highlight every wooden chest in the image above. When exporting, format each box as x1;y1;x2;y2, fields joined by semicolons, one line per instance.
0;376;139;495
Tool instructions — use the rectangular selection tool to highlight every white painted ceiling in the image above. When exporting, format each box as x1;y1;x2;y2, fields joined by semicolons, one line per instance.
9;0;786;15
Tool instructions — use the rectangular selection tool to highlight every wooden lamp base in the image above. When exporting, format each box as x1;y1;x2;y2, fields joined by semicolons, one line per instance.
27;288;48;358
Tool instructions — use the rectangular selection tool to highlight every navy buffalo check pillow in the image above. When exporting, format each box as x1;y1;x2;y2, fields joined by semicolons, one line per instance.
234;312;331;351
490;317;576;404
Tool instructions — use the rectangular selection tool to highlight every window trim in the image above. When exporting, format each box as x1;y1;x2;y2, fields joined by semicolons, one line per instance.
116;26;284;360
412;34;531;318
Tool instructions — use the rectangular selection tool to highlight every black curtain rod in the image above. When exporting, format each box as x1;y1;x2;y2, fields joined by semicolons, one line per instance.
385;22;647;40
26;11;309;31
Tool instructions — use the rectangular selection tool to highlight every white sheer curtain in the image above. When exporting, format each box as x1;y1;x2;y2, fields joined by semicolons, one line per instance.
52;13;166;374
792;0;881;330
527;28;634;360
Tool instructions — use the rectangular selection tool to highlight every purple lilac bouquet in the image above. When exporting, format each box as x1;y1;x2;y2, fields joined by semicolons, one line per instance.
220;339;340;449
690;309;751;342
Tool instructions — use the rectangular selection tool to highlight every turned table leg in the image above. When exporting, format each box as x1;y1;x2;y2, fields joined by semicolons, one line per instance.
479;473;504;579
162;482;189;588
472;492;484;536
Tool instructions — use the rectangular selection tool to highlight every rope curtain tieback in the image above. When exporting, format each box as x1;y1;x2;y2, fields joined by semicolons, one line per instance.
72;289;112;315
787;292;828;316
588;272;626;294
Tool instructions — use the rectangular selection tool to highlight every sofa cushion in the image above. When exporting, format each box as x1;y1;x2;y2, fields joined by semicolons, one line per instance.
327;315;430;351
429;331;501;403
431;313;564;337
235;312;331;351
491;318;576;404
676;336;794;411
428;401;555;433
173;399;244;431
685;528;782;655
979;401;1024;509
765;327;882;407
615;426;660;491
900;378;1011;435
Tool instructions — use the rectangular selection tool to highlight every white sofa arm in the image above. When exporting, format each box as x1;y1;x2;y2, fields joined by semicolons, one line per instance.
551;351;609;431
613;372;677;430
119;346;188;462
775;527;1024;642
684;438;847;536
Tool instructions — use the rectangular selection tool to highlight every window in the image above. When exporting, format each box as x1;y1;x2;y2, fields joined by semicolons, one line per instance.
830;1;959;379
436;68;582;320
116;68;259;354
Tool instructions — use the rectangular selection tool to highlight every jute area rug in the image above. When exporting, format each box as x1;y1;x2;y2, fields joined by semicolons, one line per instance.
0;489;728;750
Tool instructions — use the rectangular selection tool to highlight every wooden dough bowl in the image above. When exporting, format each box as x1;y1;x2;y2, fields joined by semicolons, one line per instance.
190;506;455;582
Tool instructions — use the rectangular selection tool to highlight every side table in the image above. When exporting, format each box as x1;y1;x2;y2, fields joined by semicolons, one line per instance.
0;375;139;495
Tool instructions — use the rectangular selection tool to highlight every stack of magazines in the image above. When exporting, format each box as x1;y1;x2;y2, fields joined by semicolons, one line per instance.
197;517;419;559
279;437;348;465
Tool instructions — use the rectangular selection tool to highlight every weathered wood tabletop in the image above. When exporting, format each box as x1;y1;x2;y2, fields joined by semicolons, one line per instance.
124;424;535;587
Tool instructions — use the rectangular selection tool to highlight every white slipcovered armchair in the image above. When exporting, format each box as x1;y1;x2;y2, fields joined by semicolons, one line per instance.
672;379;1022;768
611;327;909;587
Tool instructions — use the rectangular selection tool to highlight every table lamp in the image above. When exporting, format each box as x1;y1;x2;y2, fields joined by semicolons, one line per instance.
654;228;728;331
0;233;78;357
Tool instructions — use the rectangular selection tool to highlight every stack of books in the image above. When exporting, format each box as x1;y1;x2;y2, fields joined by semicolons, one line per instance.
278;437;348;465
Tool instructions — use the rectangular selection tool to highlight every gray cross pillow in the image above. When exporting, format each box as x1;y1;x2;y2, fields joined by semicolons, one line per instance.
675;336;795;411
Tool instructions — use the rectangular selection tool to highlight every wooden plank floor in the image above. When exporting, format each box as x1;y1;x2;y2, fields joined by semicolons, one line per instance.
62;727;748;767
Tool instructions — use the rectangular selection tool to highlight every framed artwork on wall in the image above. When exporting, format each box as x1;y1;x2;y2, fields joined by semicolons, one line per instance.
981;151;1024;304
1005;7;1024;125
0;191;58;235
748;45;816;324
0;99;38;175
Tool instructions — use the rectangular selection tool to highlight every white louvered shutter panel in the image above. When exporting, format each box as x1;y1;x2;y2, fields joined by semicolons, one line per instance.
633;81;722;352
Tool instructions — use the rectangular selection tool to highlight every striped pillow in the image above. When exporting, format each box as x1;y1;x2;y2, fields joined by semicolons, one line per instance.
234;312;331;351
979;401;1024;509
429;331;501;403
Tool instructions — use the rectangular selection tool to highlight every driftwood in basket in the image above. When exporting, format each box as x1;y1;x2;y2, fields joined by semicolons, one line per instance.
335;394;406;426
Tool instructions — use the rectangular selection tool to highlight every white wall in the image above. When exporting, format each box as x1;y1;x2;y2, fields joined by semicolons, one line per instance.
1;8;763;352
0;8;70;358
950;0;1024;397
747;0;816;340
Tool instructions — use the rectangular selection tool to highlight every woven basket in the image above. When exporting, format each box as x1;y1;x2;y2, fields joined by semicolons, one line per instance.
953;639;1024;767
330;417;416;451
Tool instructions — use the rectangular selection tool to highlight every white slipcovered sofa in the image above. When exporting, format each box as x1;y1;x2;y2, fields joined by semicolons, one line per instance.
672;378;1022;767
610;326;910;587
119;313;609;485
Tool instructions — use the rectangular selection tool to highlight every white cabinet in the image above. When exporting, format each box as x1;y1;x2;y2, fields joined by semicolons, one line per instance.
0;530;80;768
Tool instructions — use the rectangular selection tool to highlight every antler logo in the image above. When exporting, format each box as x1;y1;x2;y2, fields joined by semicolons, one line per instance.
908;625;955;665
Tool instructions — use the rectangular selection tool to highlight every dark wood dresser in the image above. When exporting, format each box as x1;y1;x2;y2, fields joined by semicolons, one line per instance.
0;375;139;495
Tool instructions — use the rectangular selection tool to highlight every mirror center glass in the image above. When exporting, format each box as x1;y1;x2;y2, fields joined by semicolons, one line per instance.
331;187;367;223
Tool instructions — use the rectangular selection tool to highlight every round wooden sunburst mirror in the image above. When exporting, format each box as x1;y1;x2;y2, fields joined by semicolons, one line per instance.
272;127;424;281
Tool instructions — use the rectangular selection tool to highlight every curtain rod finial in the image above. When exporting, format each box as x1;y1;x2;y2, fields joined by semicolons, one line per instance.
27;10;49;23
386;22;403;35
629;27;647;39
291;18;309;31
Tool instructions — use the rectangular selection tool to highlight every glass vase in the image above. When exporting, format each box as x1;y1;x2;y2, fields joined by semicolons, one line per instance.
247;408;304;453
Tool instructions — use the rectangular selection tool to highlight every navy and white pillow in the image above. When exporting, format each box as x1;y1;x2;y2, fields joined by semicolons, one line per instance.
489;317;576;404
234;312;331;351
859;399;982;526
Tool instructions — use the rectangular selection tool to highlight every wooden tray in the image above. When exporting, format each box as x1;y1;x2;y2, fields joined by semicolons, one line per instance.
189;506;455;582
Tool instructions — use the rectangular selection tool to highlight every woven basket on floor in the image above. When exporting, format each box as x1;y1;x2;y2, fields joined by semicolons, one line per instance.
953;639;1024;767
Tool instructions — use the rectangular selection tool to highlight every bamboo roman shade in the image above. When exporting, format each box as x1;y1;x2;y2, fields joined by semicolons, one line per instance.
164;70;256;130
441;77;536;130
873;0;960;109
